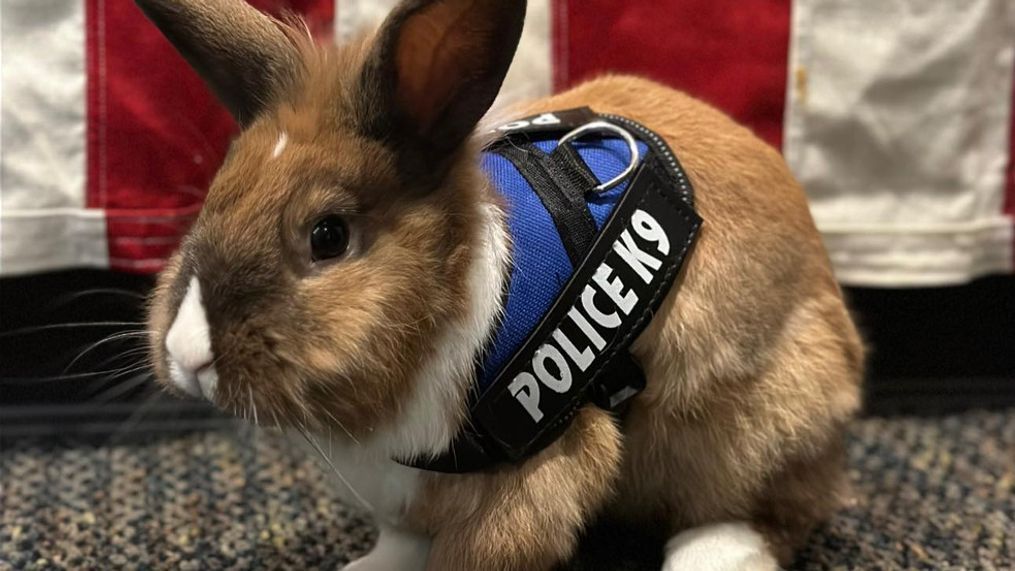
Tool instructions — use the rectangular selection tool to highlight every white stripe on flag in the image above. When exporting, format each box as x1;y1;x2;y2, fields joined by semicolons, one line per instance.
495;0;552;110
1;0;108;274
784;0;1015;286
334;0;394;44
333;0;553;116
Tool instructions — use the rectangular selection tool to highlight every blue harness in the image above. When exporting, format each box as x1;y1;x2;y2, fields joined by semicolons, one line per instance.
479;133;649;390
408;108;702;472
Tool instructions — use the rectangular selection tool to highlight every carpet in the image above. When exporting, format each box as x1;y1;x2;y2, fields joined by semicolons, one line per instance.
1;409;1012;570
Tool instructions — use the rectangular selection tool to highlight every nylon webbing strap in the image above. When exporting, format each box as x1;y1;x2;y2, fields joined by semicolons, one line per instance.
491;143;597;266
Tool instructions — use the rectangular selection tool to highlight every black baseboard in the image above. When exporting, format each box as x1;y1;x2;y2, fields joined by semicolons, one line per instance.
863;377;1015;416
845;275;1015;414
845;276;1015;383
0;396;230;442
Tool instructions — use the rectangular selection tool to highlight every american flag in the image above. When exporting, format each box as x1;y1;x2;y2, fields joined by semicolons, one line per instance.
2;0;1013;286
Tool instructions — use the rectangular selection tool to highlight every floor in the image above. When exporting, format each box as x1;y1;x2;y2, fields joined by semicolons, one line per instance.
1;409;1012;570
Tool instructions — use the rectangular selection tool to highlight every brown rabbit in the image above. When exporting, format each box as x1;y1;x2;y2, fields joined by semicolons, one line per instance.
141;0;864;569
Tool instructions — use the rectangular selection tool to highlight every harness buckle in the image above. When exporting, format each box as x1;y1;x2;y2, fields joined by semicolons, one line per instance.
558;120;640;193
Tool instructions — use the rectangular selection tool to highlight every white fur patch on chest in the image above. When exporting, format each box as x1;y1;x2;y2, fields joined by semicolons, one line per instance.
292;433;423;524
295;197;509;523
372;199;510;460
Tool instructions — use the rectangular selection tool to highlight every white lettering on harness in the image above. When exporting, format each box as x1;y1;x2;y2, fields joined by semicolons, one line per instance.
508;373;543;422
554;328;594;372
568;307;606;350
533;345;572;393
509;209;670;422
613;230;662;284
632;209;670;255
582;284;620;328
496;113;562;132
593;265;638;315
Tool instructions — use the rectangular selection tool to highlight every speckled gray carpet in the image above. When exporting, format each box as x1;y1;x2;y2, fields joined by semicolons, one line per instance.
2;409;1012;570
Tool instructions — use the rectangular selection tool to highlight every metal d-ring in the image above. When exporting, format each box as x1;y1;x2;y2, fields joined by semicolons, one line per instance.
558;120;639;193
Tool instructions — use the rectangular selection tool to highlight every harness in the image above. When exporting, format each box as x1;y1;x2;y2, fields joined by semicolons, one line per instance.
409;108;702;473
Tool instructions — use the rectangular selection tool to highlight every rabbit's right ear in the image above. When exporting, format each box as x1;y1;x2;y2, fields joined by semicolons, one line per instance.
134;0;300;126
358;0;526;181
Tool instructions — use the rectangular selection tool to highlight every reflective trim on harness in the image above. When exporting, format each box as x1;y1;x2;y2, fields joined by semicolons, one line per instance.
403;108;703;473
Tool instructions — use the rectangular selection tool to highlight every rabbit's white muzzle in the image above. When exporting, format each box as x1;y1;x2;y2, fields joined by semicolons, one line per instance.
165;275;218;400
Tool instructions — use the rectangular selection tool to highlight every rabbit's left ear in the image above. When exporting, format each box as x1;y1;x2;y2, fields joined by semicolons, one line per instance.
359;0;527;173
134;0;301;126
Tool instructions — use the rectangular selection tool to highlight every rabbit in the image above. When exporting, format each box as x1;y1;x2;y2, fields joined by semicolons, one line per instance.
140;0;864;569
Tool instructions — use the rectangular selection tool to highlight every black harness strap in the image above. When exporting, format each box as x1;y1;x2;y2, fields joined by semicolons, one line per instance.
491;144;597;266
549;141;599;191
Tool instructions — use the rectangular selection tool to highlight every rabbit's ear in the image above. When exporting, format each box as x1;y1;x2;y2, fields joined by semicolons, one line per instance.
359;0;526;175
135;0;301;126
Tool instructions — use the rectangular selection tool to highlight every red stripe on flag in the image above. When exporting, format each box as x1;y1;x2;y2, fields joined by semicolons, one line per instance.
555;0;791;149
86;0;333;273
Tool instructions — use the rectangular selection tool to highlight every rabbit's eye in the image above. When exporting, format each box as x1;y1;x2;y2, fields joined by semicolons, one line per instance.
310;216;349;261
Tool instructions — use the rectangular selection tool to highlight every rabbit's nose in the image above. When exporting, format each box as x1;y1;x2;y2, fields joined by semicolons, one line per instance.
165;275;218;401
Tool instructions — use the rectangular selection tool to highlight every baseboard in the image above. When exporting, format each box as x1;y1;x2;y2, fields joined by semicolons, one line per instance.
863;376;1015;416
